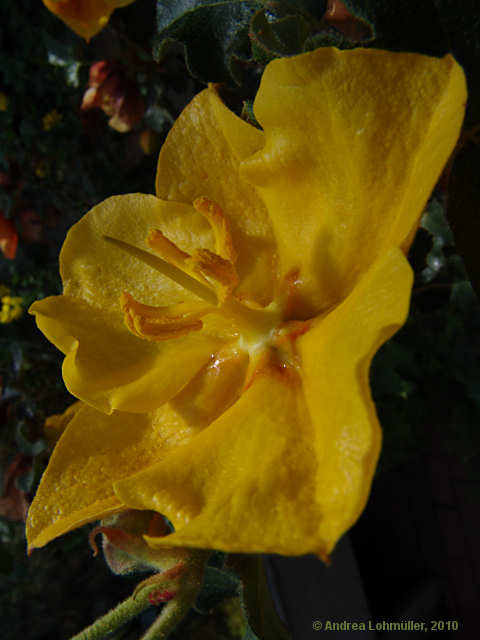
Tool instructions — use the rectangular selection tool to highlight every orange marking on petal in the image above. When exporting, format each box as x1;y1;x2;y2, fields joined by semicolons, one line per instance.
282;269;321;321
244;349;302;392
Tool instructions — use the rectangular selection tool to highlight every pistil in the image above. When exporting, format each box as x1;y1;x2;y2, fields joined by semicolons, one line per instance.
103;235;217;304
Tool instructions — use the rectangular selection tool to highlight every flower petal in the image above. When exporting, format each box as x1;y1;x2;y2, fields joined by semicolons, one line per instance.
31;295;220;414
27;349;249;550
29;193;231;413
297;248;413;553
114;368;328;556
26;401;199;551
241;48;466;312
115;250;411;557
155;87;277;305
42;0;135;40
44;400;82;445
60;193;216;308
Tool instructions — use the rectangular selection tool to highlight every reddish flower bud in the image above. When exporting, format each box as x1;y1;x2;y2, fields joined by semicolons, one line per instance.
81;62;144;133
0;210;18;259
88;61;115;88
324;0;372;40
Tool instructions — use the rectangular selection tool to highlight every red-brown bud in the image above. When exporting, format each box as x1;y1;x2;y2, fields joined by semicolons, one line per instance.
81;62;144;133
0;210;18;259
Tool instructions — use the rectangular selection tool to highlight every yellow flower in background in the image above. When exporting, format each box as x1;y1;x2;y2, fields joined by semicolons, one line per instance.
0;287;23;323
0;92;8;111
34;160;49;178
42;0;136;40
43;109;63;131
26;48;466;559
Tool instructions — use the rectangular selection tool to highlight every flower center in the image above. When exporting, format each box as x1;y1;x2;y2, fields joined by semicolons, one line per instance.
108;197;308;377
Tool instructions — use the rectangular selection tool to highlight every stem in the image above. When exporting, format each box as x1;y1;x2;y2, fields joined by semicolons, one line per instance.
140;602;187;640
69;590;152;640
70;551;210;640
140;551;211;640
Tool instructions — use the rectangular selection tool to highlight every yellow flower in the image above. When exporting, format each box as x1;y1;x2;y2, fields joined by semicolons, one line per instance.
0;289;23;323
0;92;8;111
43;109;63;131
42;0;136;41
34;160;49;178
26;48;466;558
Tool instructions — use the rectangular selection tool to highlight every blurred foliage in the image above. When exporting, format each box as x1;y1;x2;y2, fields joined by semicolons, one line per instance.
372;194;480;481
1;1;479;639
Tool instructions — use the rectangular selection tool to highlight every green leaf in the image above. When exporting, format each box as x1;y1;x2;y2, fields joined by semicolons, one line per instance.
228;555;291;640
144;104;174;133
243;624;260;640
154;0;262;84
241;100;259;128
195;566;241;614
15;468;35;493
42;32;84;88
250;8;311;63
15;420;47;457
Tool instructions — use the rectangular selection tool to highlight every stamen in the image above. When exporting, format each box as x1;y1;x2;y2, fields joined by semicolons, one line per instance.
145;197;240;304
146;229;219;294
193;197;237;264
147;229;191;272
188;249;239;303
103;235;217;305
121;292;213;341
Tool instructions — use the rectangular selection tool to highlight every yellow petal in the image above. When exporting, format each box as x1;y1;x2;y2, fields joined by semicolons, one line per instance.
114;249;412;557
155;87;277;306
27;400;201;550
30;294;220;414
44;400;82;445
297;248;413;554
27;349;249;550
114;369;327;556
241;48;466;312
30;193;233;413
42;0;135;40
60;194;216;309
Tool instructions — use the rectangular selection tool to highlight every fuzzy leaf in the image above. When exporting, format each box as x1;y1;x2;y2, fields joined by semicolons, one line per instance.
195;566;241;613
154;0;262;83
250;8;311;63
228;555;291;640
